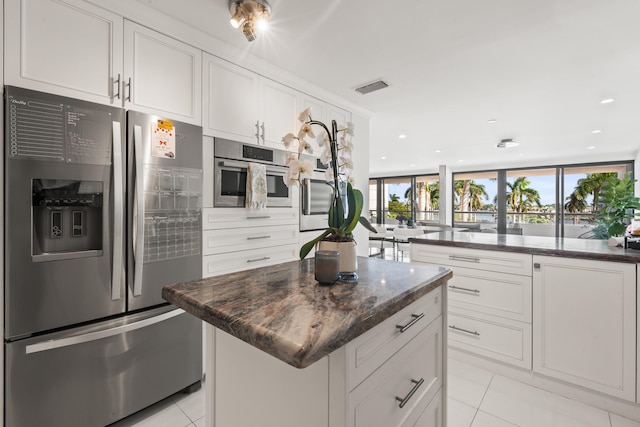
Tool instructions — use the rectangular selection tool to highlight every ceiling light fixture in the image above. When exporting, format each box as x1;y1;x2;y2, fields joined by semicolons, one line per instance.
399;134;407;139
488;119;497;123
600;98;615;104
592;129;602;134
496;138;519;148
228;0;271;42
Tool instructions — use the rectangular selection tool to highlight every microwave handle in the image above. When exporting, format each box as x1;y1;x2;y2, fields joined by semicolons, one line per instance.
302;179;311;215
219;159;288;174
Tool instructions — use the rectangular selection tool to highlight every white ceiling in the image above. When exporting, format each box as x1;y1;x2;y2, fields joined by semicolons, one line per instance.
140;0;640;176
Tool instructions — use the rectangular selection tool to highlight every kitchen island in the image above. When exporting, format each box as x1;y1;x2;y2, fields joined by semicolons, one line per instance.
163;256;452;427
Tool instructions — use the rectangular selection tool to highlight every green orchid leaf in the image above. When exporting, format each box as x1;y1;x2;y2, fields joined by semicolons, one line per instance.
359;216;377;233
299;229;332;260
343;183;363;234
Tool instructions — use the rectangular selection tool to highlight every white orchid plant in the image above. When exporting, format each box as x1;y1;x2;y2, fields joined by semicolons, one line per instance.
282;108;376;260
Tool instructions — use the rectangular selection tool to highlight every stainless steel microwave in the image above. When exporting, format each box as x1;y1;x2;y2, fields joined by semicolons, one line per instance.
213;138;293;208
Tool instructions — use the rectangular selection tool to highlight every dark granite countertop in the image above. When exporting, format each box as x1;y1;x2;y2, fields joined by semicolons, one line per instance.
410;231;640;263
162;257;452;369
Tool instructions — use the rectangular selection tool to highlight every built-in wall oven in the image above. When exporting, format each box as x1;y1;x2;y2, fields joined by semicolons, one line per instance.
300;157;334;232
214;138;293;208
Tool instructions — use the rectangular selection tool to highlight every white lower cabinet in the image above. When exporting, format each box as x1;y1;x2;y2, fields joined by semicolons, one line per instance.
206;288;445;427
533;255;636;401
412;242;640;404
201;207;299;277
411;245;532;369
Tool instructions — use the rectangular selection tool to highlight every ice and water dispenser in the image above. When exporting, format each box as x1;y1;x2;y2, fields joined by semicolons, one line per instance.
32;178;103;257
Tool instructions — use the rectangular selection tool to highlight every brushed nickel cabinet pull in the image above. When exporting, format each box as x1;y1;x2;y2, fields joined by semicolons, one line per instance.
125;77;132;101
113;74;121;100
396;313;425;333
449;255;480;263
255;121;260;142
395;378;424;408
449;325;480;336
247;235;271;240
260;122;265;143
247;256;270;263
246;215;271;220
449;285;480;294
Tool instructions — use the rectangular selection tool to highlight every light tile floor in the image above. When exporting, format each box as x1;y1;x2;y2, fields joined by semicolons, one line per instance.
111;357;640;427
447;358;640;427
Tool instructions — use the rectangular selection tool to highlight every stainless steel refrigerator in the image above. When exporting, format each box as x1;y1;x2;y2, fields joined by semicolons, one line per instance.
4;86;203;427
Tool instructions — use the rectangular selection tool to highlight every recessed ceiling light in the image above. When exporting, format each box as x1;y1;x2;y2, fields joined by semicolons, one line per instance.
488;119;497;124
410;164;415;167
398;134;407;139
600;98;615;104
434;149;441;153
458;160;464;163
592;129;602;134
587;146;596;150
496;138;519;148
381;156;387;160
519;153;525;156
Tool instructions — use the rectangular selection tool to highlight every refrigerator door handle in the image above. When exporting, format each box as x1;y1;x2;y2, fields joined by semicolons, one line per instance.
132;125;145;296
112;121;124;301
25;309;185;354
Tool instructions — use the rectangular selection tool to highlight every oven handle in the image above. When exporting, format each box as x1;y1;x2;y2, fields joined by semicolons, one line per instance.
218;159;288;174
302;178;311;215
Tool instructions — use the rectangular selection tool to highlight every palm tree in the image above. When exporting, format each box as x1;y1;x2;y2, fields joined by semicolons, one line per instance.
565;172;617;215
506;177;542;223
455;180;488;221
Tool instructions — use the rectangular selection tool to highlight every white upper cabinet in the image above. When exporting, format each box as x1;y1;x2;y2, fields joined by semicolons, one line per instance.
203;54;311;151
5;1;202;123
124;21;201;124
4;0;123;105
202;53;259;142
259;78;299;150
327;104;351;129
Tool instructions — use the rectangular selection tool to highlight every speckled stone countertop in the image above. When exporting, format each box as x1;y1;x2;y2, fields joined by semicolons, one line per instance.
162;257;452;369
410;231;640;263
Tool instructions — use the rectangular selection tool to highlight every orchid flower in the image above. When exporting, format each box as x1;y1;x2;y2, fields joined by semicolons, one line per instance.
282;133;296;149
283;170;299;187
297;123;315;139
298;108;311;123
298;138;313;154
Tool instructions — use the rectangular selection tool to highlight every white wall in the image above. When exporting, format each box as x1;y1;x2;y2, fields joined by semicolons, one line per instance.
351;112;371;257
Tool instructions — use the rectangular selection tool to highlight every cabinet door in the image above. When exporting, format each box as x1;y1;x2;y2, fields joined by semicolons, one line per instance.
124;21;201;124
260;78;299;150
327;103;351;128
4;0;123;105
533;256;636;401
202;53;259;142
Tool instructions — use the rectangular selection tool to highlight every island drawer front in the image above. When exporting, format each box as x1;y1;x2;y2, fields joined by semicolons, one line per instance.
203;225;299;255
411;245;532;277
350;317;443;427
203;207;298;230
448;311;532;369
347;288;442;390
447;266;532;323
202;244;298;277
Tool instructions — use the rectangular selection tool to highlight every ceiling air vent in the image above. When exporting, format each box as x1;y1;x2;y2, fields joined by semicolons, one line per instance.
355;80;389;95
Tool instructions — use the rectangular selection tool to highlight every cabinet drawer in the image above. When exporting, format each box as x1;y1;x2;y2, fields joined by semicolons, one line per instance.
350;317;443;427
347;288;442;389
203;207;298;229
412;245;532;276
447;266;532;322
448;311;532;369
203;225;298;255
202;244;298;277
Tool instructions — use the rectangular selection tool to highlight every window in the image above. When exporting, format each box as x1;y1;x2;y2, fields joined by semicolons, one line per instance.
415;175;439;223
453;171;497;231
505;168;556;236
